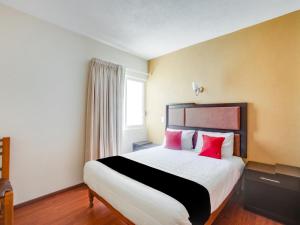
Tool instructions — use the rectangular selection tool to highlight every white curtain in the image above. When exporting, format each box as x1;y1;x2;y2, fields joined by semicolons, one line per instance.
85;58;124;161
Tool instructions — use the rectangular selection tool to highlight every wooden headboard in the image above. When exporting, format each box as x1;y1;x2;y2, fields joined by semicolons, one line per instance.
166;103;247;158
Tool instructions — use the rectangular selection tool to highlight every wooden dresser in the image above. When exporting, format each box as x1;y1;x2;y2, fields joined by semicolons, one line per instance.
243;161;300;225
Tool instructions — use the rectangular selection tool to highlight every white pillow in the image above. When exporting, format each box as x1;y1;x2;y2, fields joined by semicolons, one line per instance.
163;128;195;150
194;131;234;158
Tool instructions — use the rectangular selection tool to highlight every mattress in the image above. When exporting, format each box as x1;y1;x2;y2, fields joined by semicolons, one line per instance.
84;146;245;225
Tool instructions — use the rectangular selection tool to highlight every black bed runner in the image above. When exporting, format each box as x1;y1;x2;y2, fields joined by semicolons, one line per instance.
97;156;211;225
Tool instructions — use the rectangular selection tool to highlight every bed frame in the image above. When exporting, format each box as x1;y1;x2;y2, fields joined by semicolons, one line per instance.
88;102;248;225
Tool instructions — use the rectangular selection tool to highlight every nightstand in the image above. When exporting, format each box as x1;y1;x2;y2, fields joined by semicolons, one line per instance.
132;141;159;151
243;161;300;225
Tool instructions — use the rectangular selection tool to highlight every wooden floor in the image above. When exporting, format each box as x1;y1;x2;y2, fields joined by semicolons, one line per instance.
11;185;282;225
213;193;282;225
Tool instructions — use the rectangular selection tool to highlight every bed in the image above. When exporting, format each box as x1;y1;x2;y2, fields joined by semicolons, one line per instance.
84;103;247;225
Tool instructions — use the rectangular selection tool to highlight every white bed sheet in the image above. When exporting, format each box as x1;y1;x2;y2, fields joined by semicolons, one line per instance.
84;146;245;225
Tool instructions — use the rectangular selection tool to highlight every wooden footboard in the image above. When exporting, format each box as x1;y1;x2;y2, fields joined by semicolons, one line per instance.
88;179;240;225
88;188;135;225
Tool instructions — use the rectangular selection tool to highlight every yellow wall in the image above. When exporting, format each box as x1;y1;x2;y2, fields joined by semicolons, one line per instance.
147;11;300;167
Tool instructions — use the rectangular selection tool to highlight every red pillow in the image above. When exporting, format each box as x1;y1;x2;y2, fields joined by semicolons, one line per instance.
199;135;225;159
165;130;182;150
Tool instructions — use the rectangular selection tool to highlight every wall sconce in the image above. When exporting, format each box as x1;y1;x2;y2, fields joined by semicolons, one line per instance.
192;81;204;96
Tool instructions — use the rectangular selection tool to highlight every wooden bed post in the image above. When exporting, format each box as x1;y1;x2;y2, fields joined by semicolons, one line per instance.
3;191;13;225
88;189;94;208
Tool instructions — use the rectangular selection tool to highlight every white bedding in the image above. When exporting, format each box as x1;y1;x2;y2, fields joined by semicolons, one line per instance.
84;146;245;225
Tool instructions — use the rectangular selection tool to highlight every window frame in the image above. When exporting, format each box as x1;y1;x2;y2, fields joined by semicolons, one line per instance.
124;75;146;130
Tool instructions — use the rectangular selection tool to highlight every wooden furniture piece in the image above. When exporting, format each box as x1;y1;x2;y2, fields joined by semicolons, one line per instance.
0;137;14;225
132;141;158;151
88;102;248;225
243;161;300;225
89;178;241;225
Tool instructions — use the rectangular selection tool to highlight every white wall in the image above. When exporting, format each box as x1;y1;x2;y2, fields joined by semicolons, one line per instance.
0;4;147;204
122;129;148;153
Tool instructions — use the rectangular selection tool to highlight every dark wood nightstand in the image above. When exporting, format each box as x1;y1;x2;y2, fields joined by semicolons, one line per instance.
132;141;159;151
243;161;300;225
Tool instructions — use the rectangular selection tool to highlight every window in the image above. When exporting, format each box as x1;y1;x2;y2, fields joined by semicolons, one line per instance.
124;77;145;128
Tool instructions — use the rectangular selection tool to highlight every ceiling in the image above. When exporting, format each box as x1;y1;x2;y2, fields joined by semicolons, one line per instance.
1;0;300;59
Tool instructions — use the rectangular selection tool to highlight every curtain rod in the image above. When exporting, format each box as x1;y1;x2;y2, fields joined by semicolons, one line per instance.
91;58;148;77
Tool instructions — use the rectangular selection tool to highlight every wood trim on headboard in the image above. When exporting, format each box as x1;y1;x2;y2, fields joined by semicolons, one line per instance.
166;103;247;158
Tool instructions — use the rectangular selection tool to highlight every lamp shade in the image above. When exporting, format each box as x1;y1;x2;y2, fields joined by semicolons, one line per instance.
192;81;198;91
